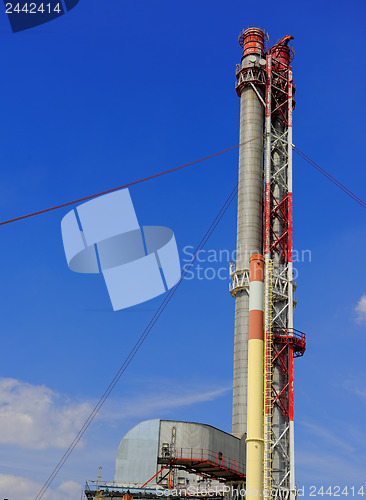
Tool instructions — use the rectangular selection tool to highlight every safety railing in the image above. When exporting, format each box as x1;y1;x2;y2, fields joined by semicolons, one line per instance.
85;480;153;490
174;448;245;476
272;327;306;357
273;327;305;342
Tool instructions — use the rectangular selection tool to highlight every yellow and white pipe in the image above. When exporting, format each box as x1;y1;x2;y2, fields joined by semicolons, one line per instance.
246;254;265;498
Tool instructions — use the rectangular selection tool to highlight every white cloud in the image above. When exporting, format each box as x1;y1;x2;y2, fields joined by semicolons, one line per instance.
0;378;92;450
58;479;83;496
101;385;231;422
343;379;366;402
355;294;366;322
299;420;355;454
0;474;82;500
296;450;366;485
0;376;230;451
297;419;366;485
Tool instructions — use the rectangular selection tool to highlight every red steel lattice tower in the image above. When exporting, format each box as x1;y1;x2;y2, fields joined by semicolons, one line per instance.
231;28;306;500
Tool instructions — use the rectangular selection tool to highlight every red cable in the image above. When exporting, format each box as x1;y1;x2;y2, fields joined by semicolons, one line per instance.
0;137;262;227
1;139;364;228
141;459;174;488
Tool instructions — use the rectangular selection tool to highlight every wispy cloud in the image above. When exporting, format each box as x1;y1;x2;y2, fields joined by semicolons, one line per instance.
343;378;366;402
0;378;92;450
297;419;366;485
355;294;366;322
99;384;231;422
296;450;366;485
299;420;355;454
0;474;82;500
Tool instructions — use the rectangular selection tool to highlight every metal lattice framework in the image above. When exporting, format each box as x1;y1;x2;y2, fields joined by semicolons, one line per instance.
264;45;305;500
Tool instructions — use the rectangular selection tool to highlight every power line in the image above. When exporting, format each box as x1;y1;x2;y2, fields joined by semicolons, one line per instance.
1;139;364;228
294;146;366;210
0;137;262;227
34;184;238;500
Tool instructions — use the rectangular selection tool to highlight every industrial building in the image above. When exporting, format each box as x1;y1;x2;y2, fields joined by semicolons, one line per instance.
85;26;306;500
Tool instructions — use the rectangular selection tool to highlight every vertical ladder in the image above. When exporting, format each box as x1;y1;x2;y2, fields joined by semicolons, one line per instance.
264;259;273;499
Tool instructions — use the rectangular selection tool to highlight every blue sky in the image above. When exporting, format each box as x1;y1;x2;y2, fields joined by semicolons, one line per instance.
0;0;365;498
